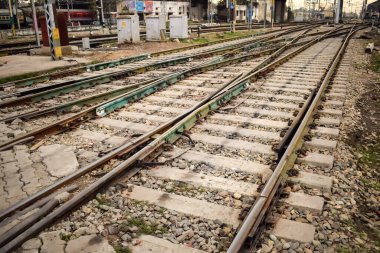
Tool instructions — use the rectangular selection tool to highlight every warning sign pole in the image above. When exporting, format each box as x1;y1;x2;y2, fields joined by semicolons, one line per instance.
44;0;62;60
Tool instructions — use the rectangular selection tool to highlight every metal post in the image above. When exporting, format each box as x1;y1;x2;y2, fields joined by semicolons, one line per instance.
100;0;105;25
249;0;253;29
271;0;274;27
264;1;267;28
31;0;40;47
8;0;15;36
232;0;236;32
15;0;20;29
67;0;71;24
334;0;341;23
227;0;230;23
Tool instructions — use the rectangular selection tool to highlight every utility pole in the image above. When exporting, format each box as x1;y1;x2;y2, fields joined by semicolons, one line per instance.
334;0;341;23
207;0;209;23
264;0;267;28
232;0;236;32
8;0;15;36
31;0;40;46
249;0;253;29
100;0;105;25
361;0;367;19
271;0;274;27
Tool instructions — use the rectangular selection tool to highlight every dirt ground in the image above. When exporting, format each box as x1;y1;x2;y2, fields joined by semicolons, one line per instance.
341;34;380;252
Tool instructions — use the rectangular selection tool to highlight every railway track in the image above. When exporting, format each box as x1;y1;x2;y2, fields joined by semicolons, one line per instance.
0;26;298;90
252;34;354;253
0;24;360;253
0;26;303;88
0;23;310;56
0;25;321;147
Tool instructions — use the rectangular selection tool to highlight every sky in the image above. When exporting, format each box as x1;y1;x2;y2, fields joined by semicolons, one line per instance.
291;0;377;14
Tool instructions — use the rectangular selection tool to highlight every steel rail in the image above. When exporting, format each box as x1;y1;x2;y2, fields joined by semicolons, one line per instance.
205;25;347;104
0;25;316;111
0;25;315;222
0;24;342;253
226;25;361;253
4;26;347;124
0;27;308;107
0;36;312;224
1;48;289;123
0;74;245;223
0;26;301;88
94;26;355;118
3;29;338;123
0;45;279;151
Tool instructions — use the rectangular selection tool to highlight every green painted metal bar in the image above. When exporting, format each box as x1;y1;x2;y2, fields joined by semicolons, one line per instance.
86;54;150;72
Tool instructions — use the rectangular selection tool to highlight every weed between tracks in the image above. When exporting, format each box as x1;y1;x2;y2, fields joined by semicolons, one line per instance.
121;217;169;235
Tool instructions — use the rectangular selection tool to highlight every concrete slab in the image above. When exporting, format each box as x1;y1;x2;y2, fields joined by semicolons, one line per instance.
317;117;341;127
327;92;345;98
39;144;79;178
283;192;324;214
210;114;287;129
164;148;272;180
263;82;315;89
190;133;274;155
173;85;216;92
145;96;197;106
197;123;280;140
131;235;207;253
0;55;89;79
130;104;186;114
312;127;340;137
158;90;185;97
148;166;258;196
104;136;127;146
324;100;343;107
262;86;311;94
126;185;241;228
94;118;154;132
246;92;304;102
73;129;110;142
297;152;334;169
66;235;115;253
272;218;315;243
305;138;337;150
320;108;342;116
244;99;299;110
39;231;66;253
235;107;293;119
289;171;332;191
118;111;171;123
